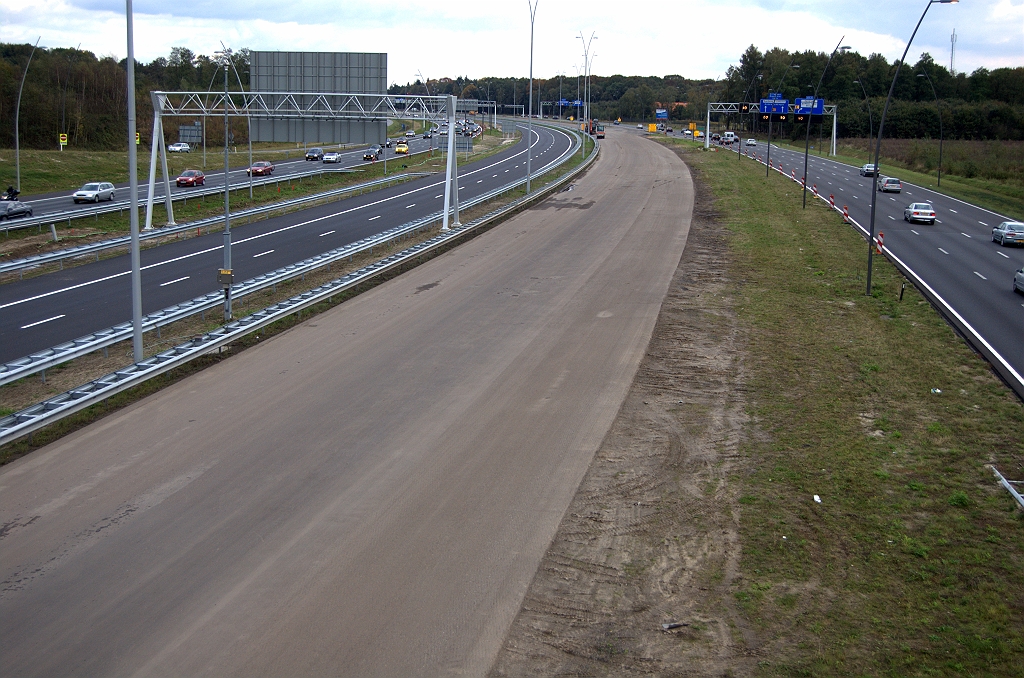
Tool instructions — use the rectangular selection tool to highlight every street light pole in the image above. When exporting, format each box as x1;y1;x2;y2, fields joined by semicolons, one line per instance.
867;0;958;296
578;31;597;156
917;70;944;187
802;38;846;208
765;59;799;178
215;49;233;320
14;36;40;194
526;0;538;193
740;72;762;162
125;4;143;362
853;79;874;149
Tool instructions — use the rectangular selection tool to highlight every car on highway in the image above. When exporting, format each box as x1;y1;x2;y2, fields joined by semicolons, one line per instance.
711;133;721;141
423;132;433;139
903;202;936;224
322;151;342;164
176;169;206;187
405;130;417;137
305;147;324;161
636;124;643;129
1015;267;1024;295
878;177;902;193
0;196;32;220
246;161;275;176
991;221;1024;247
746;138;757;146
859;163;879;176
168;142;191;153
72;181;116;203
363;146;382;161
394;140;409;154
695;131;704;139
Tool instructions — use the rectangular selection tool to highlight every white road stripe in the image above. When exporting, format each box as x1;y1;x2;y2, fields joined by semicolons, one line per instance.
939;248;949;254
974;271;987;280
159;276;190;287
997;251;1009;258
253;249;274;258
911;229;920;235
949;209;957;213
319;230;336;236
21;314;65;329
405;204;416;208
979;221;988;226
961;233;971;238
888;216;894;220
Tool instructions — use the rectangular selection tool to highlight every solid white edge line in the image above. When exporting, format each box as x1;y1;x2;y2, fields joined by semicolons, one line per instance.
20;314;65;329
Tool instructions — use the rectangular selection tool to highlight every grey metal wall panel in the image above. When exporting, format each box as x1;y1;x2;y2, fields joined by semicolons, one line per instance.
250;52;387;144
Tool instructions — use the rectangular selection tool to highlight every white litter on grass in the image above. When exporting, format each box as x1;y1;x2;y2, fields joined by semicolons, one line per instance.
931;388;942;394
814;495;822;503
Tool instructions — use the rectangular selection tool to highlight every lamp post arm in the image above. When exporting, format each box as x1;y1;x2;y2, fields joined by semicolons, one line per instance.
804;36;844;208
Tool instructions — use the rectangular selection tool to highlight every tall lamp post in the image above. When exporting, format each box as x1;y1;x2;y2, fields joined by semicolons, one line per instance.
765;59;799;178
526;0;538;193
852;79;874;149
214;48;233;320
578;31;597;157
739;72;761;162
14;36;41;194
125;4;143;362
802;38;846;208
917;70;944;187
866;0;958;296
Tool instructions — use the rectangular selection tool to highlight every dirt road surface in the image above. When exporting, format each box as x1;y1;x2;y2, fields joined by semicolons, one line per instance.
0;130;694;676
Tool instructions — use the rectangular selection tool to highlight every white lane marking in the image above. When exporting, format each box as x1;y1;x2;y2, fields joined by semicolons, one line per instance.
938;248;949;255
1;128;577;311
949;209;957;213
435;195;442;199
853;195;859;199
253;249;274;258
839;187;845;191
890;197;896;201
505;169;510;172
159;276;190;287
979;221;988;226
369;215;382;221
493;174;498;177
477;179;483;184
319;230;335;237
997;251;1009;258
405;204;416;209
21;314;65;329
911;229;920;235
961;232;971;238
888;216;895;220
974;271;987;280
936;219;943;224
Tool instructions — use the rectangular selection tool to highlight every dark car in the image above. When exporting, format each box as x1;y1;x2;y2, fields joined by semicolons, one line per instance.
176;169;206;187
0;196;33;221
246;161;274;176
423;132;433;139
305;147;324;161
363;145;383;161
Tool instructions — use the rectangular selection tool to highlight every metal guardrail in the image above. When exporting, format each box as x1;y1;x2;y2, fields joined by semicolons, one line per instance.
0;172;431;276
991;466;1024;509
0;123;593;446
0;123;586;390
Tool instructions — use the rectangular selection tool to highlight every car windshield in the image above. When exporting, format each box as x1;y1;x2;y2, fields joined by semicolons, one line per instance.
914;204;932;210
182;171;197;177
81;184;100;191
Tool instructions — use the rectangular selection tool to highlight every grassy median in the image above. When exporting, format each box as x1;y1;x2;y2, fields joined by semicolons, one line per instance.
661;138;1023;675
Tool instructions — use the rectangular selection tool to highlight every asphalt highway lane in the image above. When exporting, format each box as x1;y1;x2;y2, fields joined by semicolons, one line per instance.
721;137;1023;392
0;125;573;363
17;135;443;220
0;128;695;675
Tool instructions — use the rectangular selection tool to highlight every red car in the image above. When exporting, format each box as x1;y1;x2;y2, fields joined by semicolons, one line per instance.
176;169;205;187
247;161;274;176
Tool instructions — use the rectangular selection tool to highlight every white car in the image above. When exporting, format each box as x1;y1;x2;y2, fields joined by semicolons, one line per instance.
72;182;116;203
405;130;417;137
322;151;342;163
637;124;643;129
168;142;191;153
746;139;757;146
683;130;693;137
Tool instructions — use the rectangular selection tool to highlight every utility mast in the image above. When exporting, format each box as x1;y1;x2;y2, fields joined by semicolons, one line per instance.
950;29;957;76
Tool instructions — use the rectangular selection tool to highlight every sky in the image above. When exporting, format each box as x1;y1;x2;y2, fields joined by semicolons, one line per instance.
2;0;1022;84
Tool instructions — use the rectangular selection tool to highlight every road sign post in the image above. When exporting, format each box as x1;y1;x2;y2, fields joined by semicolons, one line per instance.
59;133;67;151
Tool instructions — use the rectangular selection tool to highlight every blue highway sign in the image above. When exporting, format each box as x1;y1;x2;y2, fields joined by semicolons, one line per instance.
759;97;789;114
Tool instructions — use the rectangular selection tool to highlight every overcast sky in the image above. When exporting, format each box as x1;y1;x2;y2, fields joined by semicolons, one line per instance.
2;1;1021;84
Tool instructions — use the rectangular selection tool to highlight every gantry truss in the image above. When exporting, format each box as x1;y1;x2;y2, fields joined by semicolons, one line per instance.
704;102;838;155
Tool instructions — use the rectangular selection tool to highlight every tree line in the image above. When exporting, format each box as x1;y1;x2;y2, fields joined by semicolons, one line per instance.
3;41;1022;151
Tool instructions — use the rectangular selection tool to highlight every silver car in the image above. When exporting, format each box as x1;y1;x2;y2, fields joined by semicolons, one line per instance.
1015;268;1024;295
860;164;879;176
904;202;936;225
72;182;116;203
991;221;1024;247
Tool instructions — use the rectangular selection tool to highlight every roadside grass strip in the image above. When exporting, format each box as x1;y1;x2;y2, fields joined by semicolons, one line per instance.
666;139;1024;676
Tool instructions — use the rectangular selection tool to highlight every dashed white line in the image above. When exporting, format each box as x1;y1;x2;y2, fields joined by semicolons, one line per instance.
888;215;895;220
477;179;483;183
405;203;416;208
979;221;988;226
21;314;65;329
974;271;987;280
961;232;971;238
997;251;1009;258
492;174;498;177
938;248;949;255
911;229;920;235
253;249;274;258
319;230;336;236
369;215;381;220
159;276;190;287
949;209;957;213
434;195;443;199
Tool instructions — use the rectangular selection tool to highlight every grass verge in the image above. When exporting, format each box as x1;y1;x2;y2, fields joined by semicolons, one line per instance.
0;133;594;464
659;137;1023;676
